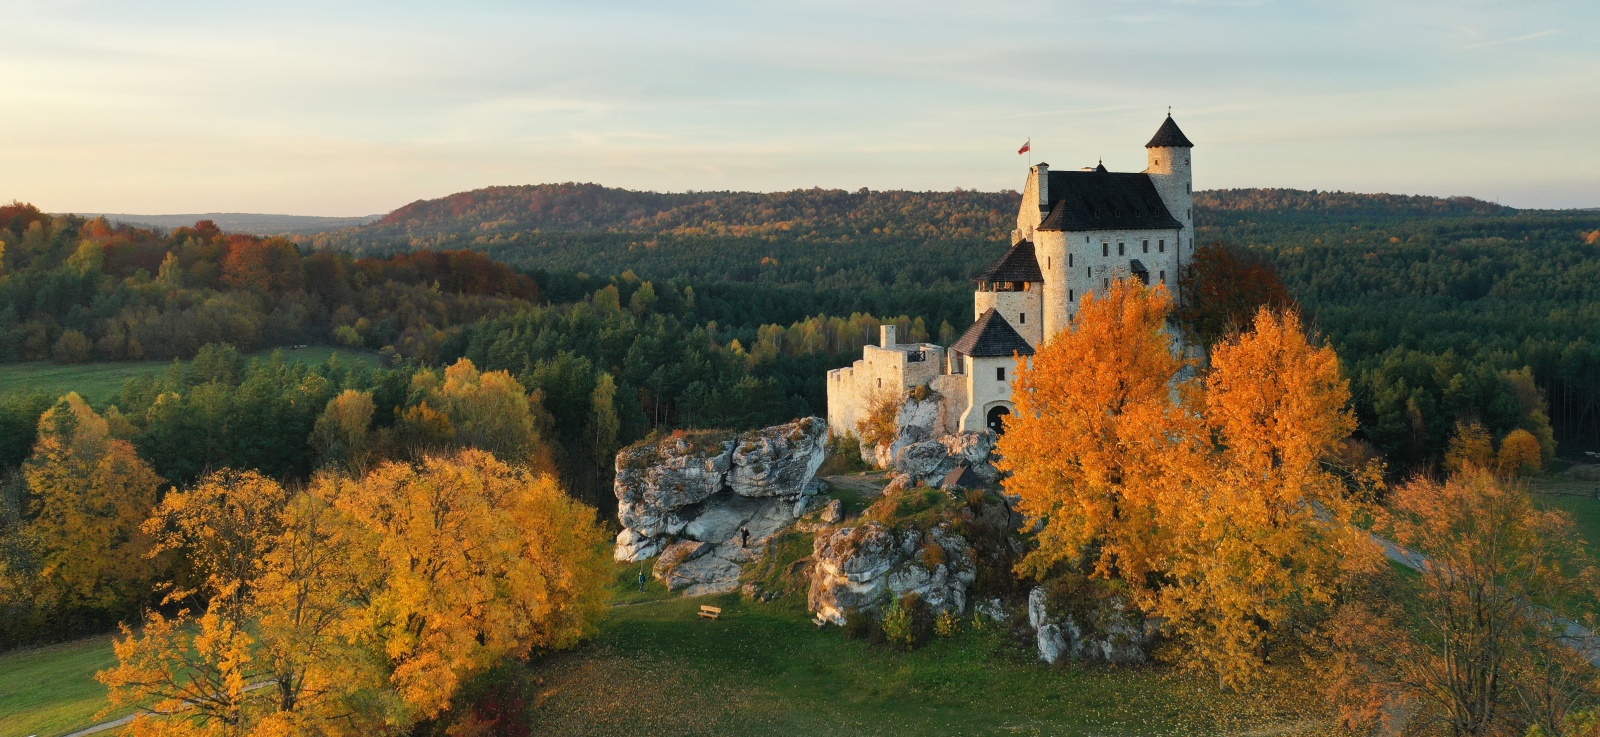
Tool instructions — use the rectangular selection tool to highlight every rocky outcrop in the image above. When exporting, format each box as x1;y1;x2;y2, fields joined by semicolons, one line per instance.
892;430;1000;488
808;520;976;626
613;418;829;594
865;391;943;468
1025;586;1151;665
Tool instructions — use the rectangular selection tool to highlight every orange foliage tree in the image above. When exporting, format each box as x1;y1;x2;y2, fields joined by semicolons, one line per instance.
1001;282;1379;688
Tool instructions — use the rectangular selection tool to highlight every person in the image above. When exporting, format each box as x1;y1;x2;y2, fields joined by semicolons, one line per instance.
637;565;647;592
740;526;750;549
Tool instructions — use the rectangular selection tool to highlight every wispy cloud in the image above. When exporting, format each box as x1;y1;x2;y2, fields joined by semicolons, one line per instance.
1459;29;1559;51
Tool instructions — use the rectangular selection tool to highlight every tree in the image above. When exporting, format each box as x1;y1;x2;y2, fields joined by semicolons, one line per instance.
1176;242;1296;350
1156;309;1376;688
1327;470;1599;736
999;280;1189;583
23;394;164;613
582;373;621;499
1446;421;1496;475
310;390;375;473
1498;429;1543;477
101;470;394;737
319;450;609;718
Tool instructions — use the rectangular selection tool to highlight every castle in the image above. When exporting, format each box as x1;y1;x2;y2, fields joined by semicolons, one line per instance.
827;114;1195;440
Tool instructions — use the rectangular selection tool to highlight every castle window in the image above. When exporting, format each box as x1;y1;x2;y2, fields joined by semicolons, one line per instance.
1019;313;1025;324
996;367;1006;381
877;378;882;388
1086;267;1091;278
1068;253;1074;267
1142;240;1149;253
1102;243;1108;257
1159;239;1165;253
1104;278;1109;289
1187;183;1191;193
1047;257;1051;269
1160;270;1165;283
1118;242;1125;256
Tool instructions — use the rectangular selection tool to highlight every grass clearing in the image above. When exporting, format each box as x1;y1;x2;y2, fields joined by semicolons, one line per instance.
518;563;1349;737
0;346;382;406
0;634;125;737
1531;476;1600;560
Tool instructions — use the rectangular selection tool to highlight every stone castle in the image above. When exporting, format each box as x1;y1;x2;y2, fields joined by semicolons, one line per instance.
828;114;1195;440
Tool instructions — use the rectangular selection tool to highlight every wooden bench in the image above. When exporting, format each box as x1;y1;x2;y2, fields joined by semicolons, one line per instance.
698;605;722;620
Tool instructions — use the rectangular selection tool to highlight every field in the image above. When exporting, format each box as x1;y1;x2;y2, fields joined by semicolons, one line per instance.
0;635;124;737
0;346;382;405
1532;475;1600;557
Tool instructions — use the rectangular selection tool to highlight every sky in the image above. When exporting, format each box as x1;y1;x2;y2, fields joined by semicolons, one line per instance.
2;0;1597;215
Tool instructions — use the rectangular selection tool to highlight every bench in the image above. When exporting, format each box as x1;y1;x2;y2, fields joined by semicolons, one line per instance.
698;605;722;620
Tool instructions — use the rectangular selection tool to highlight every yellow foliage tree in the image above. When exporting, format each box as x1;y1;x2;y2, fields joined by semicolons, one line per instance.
1156;309;1375;688
24;393;164;610
310;389;376;473
1497;428;1543;477
1445;420;1496;475
101;470;393;737
319;449;609;717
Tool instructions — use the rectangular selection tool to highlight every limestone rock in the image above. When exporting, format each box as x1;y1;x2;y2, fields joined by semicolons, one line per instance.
614;418;830;590
821;498;844;524
729;417;828;497
1025;586;1150;665
808;521;976;626
894;440;957;486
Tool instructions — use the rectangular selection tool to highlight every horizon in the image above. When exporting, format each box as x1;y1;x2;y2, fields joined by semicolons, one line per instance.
4;1;1597;215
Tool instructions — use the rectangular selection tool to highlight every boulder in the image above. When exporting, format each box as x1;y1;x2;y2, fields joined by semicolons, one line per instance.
894;440;957;486
867;391;942;468
1025;586;1150;665
808;520;976;626
821;498;844;524
614;418;829;595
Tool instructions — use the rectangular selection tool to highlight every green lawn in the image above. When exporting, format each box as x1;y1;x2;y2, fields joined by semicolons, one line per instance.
518;563;1347;737
0;346;381;406
1531;476;1600;560
0;635;125;737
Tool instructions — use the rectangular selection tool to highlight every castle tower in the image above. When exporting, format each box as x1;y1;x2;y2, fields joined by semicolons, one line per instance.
972;241;1044;347
1145;114;1195;257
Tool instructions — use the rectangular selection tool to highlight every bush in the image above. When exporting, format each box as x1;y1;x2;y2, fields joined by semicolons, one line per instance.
843;607;885;644
935;609;960;637
819;431;870;475
882;597;915;650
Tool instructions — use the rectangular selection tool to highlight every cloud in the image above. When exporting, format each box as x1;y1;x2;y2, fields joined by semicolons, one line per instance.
1458;29;1560;51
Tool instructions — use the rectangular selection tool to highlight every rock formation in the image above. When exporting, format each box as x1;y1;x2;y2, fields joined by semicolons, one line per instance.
1025;586;1151;665
613;417;828;594
808;520;977;626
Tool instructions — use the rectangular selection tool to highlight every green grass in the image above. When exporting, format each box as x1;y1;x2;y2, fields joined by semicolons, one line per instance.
1531;476;1600;561
517;563;1347;737
0;346;382;406
0;635;126;737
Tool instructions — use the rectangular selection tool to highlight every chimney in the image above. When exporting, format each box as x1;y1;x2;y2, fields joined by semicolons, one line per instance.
1035;163;1050;207
881;324;897;348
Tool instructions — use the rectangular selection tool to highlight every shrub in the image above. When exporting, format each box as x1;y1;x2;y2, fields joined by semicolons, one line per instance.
935;609;960;638
820;431;871;475
919;541;947;568
856;388;901;451
844;608;884;644
882;597;916;650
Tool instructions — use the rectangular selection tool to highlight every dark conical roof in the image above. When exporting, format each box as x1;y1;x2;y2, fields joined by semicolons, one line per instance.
1145;115;1194;148
950;308;1034;358
974;241;1044;283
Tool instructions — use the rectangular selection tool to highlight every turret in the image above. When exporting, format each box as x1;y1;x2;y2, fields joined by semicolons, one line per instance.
1015;163;1050;242
1145;114;1194;253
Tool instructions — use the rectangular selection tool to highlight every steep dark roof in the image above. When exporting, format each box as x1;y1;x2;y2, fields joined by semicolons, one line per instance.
1038;171;1182;232
974;241;1044;283
1145;115;1194;148
950;308;1035;357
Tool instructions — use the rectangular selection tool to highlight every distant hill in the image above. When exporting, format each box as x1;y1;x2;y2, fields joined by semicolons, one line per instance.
81;212;382;236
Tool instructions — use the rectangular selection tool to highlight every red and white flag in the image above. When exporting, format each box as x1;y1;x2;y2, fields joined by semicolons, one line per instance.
1017;139;1031;155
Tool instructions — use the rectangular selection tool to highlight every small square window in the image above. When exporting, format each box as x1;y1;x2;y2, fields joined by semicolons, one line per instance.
996;367;1006;381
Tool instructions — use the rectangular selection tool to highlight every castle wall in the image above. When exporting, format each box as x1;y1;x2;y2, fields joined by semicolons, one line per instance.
826;342;946;440
1041;226;1182;342
973;288;1043;347
957;353;1022;433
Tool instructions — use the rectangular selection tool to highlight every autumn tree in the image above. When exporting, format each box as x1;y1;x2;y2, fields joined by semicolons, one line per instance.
1176;242;1296;350
1498;429;1543;477
999;280;1190;584
22;394;164;614
1327;470;1599;736
317;450;609;718
101;470;394;737
311;389;376;473
1446;420;1497;475
1156;309;1378;688
393;359;553;472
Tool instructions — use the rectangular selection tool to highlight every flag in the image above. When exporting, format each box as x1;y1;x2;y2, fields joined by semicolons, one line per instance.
1017;139;1031;155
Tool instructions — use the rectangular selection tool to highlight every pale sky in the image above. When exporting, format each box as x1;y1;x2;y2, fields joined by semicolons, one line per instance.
3;0;1596;215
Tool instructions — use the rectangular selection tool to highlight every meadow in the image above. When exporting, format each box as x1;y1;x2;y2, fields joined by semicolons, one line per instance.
0;346;381;406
